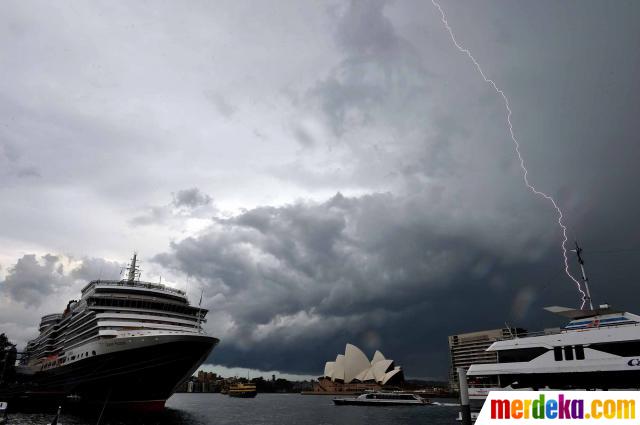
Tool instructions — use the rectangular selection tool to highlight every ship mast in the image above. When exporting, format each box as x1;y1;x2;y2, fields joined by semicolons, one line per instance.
126;252;141;284
573;241;594;310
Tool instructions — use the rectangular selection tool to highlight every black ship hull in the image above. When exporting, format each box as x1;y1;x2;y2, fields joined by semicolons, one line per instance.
11;334;218;412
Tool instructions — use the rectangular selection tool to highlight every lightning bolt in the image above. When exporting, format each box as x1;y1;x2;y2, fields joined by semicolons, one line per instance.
430;0;587;309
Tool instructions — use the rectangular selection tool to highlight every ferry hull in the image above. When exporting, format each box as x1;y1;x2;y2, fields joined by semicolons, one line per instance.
333;399;426;406
228;391;257;398
14;334;218;411
495;371;640;390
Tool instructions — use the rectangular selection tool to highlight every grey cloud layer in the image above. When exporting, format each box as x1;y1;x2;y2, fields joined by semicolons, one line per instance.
0;0;638;379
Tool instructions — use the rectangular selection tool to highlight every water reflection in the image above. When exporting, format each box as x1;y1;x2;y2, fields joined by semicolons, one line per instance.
6;394;459;425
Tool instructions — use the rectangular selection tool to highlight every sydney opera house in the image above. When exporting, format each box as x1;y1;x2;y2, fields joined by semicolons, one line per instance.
312;344;404;393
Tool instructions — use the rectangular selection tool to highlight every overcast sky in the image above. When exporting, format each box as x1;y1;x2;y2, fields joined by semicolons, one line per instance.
1;0;639;380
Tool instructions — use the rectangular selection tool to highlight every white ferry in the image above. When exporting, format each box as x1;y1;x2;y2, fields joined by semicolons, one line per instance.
333;391;431;406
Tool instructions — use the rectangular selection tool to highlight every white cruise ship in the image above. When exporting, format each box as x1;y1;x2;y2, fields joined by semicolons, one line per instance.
15;254;219;411
467;304;640;391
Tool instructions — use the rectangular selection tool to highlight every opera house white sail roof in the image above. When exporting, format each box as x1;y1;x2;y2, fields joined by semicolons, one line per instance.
322;344;403;385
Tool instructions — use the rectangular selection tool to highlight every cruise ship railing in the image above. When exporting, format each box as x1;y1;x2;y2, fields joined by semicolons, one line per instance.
84;279;186;296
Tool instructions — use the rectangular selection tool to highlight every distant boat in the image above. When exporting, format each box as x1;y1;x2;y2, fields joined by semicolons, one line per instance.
333;391;430;406
227;383;257;398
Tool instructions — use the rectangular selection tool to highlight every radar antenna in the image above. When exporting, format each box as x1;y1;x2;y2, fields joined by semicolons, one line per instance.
572;241;594;310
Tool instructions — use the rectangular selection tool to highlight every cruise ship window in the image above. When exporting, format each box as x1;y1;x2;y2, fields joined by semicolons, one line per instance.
553;347;562;361
575;345;585;360
564;346;574;361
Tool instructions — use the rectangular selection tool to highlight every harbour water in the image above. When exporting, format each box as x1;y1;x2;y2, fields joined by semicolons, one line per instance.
5;393;460;425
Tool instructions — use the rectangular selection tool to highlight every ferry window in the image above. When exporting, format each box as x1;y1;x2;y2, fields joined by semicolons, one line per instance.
575;345;585;360
590;341;640;357
564;346;574;361
92;351;96;356
498;347;548;363
553;347;562;361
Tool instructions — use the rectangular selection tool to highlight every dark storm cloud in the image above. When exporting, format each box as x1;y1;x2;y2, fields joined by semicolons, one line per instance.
0;136;40;180
1;254;67;307
1;0;639;381
0;254;122;308
292;125;315;149
15;166;41;178
0;254;123;348
278;0;475;197
172;188;212;209
153;191;582;376
204;92;236;119
70;256;123;282
130;187;214;226
157;0;640;379
310;0;431;138
129;206;172;227
335;0;398;55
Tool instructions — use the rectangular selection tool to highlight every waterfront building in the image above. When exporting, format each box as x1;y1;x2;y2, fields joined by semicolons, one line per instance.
448;327;526;390
312;344;404;394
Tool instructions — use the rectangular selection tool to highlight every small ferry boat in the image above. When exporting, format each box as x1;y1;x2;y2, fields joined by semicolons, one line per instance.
227;382;257;398
333;392;430;406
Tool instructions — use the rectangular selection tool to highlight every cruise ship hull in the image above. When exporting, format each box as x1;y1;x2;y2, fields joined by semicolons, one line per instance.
14;334;218;411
